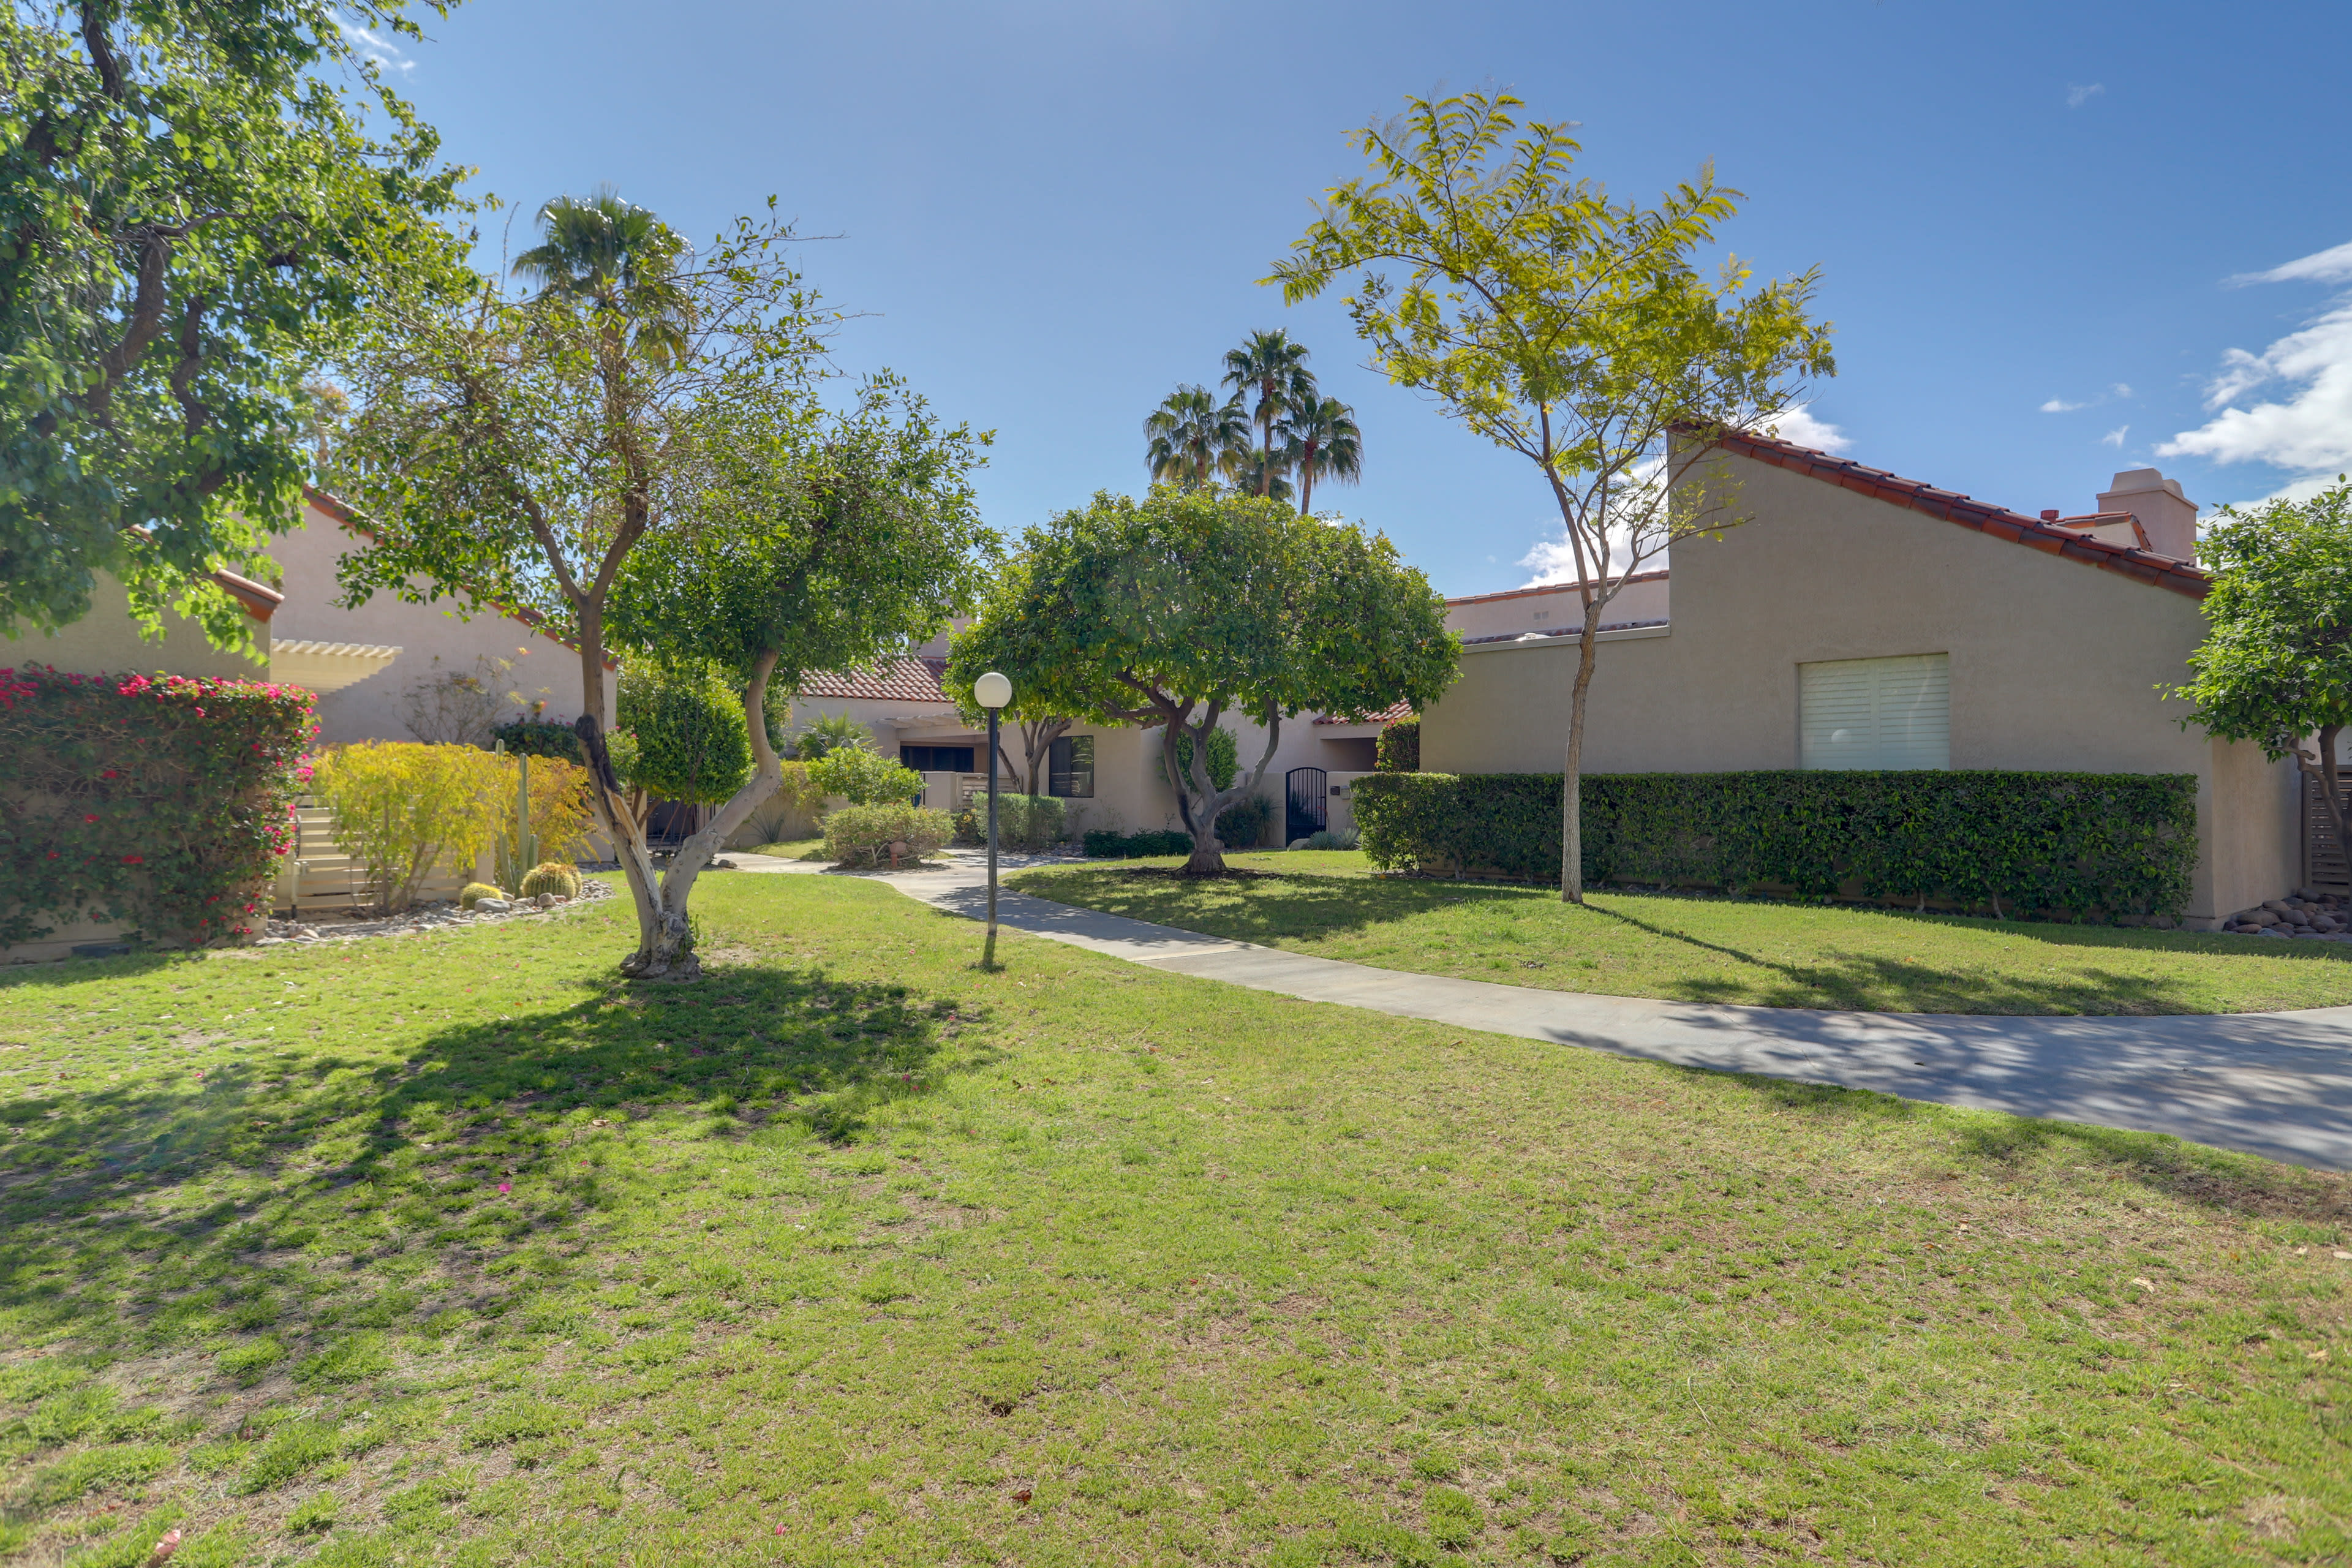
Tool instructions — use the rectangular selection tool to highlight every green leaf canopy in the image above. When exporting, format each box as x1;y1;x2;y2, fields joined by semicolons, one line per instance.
1;0;469;647
944;487;1457;872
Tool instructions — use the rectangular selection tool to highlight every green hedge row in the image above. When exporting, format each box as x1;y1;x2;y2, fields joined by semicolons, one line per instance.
1349;770;2200;918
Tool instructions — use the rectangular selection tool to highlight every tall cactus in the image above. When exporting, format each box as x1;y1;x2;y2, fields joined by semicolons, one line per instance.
492;741;538;894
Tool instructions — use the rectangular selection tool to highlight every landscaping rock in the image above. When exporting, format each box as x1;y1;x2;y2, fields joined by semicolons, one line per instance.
258;877;611;948
2147;915;2176;930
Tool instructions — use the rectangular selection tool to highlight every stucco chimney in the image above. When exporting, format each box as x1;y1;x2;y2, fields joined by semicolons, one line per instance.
2096;469;2198;562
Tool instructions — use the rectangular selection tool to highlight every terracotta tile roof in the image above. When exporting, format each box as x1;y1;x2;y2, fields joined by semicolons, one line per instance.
1446;570;1666;608
211;568;282;621
795;656;952;705
1313;699;1413;725
1460;617;1668;647
1709;429;2211;599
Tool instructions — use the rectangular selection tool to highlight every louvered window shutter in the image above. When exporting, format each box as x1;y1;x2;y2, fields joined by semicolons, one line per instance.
1799;654;1950;769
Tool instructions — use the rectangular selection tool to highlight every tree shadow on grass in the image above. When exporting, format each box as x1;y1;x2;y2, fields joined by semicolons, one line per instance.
1027;867;2352;1014
1723;1070;2352;1226
0;955;1001;1440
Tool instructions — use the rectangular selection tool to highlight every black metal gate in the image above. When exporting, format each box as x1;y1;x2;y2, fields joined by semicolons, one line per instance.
1285;767;1329;845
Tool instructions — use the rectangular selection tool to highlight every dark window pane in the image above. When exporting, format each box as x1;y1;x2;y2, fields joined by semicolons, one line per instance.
900;745;974;773
1049;734;1094;798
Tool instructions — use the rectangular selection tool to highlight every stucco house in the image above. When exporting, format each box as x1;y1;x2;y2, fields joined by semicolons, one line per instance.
1422;430;2297;929
788;626;1400;847
17;488;614;739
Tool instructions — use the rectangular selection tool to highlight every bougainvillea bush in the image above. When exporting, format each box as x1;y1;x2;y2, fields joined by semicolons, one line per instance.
0;665;316;948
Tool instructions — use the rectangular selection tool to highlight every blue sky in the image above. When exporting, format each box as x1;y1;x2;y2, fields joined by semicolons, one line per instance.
363;0;2352;596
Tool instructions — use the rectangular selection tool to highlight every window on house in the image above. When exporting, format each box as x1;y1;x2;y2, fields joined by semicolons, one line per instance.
1799;654;1950;770
1048;734;1094;798
899;745;974;773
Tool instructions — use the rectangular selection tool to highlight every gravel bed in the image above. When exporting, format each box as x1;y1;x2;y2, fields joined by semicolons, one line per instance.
257;876;614;946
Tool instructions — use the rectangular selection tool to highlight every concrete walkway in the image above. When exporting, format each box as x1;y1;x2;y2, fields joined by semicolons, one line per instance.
724;851;2352;1171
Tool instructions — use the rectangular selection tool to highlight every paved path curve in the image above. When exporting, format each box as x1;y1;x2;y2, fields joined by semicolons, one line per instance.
725;851;2352;1171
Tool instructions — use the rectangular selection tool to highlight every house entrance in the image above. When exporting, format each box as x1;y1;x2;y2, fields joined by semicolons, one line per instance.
1285;767;1329;845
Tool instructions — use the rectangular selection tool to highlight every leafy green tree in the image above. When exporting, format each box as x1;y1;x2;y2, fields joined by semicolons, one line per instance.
331;192;839;978
1144;383;1251;489
604;374;990;974
1271;91;1836;900
2169;479;2352;859
946;488;1457;875
0;0;467;649
1291;394;1363;516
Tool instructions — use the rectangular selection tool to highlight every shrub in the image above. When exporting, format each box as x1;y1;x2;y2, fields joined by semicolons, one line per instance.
0;665;316;947
810;745;923;807
1213;793;1273;848
1084;828;1193;858
1302;827;1359;851
615;663;752;806
520;862;581;899
1351;769;2200;919
311;742;505;913
956;794;1066;850
1155;725;1238;791
823;803;954;867
458;882;505;909
1375;715;1420;772
788;712;873;761
489;718;585;762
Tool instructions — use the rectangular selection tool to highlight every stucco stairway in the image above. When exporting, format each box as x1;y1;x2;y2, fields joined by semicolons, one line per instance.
725;850;2352;1172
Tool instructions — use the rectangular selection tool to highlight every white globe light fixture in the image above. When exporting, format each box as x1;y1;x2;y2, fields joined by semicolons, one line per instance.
975;671;1012;965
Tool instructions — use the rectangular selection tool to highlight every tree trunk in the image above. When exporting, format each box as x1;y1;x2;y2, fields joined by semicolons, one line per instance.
570;616;666;971
627;650;788;982
1180;714;1281;875
2316;725;2350;891
1560;619;1599;903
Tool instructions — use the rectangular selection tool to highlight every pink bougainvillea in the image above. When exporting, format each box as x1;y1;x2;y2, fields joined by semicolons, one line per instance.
1;665;317;948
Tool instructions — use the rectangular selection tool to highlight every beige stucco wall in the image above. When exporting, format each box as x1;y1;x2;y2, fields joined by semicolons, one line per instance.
4;573;264;682
269;502;612;745
1422;451;2298;922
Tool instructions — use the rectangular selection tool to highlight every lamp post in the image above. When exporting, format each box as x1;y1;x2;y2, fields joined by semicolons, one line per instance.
974;671;1012;968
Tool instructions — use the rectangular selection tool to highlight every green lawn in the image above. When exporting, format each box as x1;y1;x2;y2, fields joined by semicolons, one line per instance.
736;839;826;861
0;873;2345;1566
1009;857;2352;1015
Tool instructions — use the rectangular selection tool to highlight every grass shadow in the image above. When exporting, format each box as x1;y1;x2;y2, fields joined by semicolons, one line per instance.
0;954;1002;1431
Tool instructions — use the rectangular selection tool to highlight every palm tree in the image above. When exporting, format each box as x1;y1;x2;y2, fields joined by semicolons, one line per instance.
1230;448;1296;505
1144;384;1251;489
1289;395;1362;515
1220;329;1313;495
512;186;693;363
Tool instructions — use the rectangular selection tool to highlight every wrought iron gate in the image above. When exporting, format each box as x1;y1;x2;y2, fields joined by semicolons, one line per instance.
1285;766;1329;845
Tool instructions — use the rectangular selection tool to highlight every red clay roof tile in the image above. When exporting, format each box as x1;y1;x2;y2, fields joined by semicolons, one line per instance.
1709;429;2210;599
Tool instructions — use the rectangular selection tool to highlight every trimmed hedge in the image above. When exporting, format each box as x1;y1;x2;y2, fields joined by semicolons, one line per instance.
1351;770;2200;919
1215;793;1273;848
489;719;586;762
1375;715;1419;772
1085;829;1194;859
0;665;317;947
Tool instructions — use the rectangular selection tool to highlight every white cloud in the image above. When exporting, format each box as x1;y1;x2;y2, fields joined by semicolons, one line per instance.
2101;424;2128;448
1518;537;1585;586
2111;382;2133;398
2160;239;2352;475
2226;239;2352;288
2067;83;2105;108
336;18;416;72
1759;404;1851;453
2041;397;2086;413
